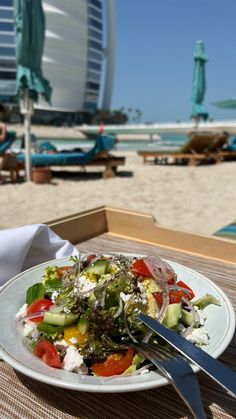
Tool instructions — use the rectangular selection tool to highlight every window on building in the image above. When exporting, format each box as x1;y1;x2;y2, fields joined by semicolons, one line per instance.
0;58;16;68
0;21;14;32
0;46;15;56
88;61;101;71
86;81;99;91
88;28;102;41
0;33;15;44
0;9;13;19
88;0;102;10
0;71;16;80
0;0;13;6
88;18;102;31
88;7;102;20
85;92;98;101
84;101;98;111
87;70;101;82
88;50;102;62
89;39;102;51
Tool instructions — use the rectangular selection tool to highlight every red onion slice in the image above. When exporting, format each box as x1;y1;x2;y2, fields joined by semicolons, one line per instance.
156;289;169;322
144;256;174;284
167;284;192;297
19;311;45;321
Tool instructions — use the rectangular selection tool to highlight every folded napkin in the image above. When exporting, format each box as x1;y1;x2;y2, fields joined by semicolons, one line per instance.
0;224;79;287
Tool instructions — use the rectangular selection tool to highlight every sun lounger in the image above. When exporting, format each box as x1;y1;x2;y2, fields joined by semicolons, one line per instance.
0;131;18;183
0;131;16;155
214;221;236;241
216;136;236;161
138;132;229;166
16;135;125;179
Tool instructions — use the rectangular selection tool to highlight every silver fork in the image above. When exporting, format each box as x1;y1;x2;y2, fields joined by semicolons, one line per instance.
132;342;206;419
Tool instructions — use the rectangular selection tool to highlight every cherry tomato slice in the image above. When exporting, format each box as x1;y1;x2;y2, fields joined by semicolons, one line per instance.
86;254;97;264
177;281;195;300
153;290;184;305
34;339;61;368
55;266;72;278
27;298;53;323
92;349;134;377
169;290;184;304
131;259;152;278
168;276;175;285
153;291;163;305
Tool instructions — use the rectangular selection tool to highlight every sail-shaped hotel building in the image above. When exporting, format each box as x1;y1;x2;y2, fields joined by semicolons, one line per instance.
0;0;115;122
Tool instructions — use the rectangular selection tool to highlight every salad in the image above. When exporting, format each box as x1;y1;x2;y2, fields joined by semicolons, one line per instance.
16;253;220;377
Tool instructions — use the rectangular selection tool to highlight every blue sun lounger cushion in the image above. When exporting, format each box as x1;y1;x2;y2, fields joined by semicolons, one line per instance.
17;135;116;167
224;136;236;152
213;222;236;241
0;131;17;155
38;141;57;152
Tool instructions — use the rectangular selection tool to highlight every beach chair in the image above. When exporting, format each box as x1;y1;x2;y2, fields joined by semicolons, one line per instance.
137;132;229;166
0;131;19;183
0;131;16;155
16;135;125;179
216;136;236;161
213;221;236;241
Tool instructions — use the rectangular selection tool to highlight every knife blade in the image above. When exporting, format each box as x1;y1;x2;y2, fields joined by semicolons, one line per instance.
138;312;236;397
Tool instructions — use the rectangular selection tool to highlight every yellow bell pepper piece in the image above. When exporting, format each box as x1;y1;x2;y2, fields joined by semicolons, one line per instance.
64;325;87;346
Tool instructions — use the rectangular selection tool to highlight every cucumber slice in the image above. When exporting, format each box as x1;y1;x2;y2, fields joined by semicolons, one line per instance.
85;259;109;275
181;309;194;326
181;308;200;328
37;322;64;334
44;311;78;326
162;303;182;328
77;317;89;335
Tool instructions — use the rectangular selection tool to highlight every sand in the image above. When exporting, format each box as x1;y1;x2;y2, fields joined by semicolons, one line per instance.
1;152;236;236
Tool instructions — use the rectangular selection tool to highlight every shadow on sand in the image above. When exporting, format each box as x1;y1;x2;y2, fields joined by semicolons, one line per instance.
51;169;133;182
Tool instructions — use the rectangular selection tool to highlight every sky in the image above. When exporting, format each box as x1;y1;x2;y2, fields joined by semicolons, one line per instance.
111;0;236;123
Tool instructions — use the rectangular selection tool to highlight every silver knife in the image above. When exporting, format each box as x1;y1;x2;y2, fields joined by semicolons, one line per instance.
138;312;236;397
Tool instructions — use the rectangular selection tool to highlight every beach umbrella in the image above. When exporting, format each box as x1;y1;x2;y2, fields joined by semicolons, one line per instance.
14;0;52;181
214;98;236;109
191;41;208;123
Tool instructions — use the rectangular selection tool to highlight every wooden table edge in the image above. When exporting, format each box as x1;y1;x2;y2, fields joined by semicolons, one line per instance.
45;206;236;264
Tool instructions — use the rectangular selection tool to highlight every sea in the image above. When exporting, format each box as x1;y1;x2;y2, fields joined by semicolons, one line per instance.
12;133;188;153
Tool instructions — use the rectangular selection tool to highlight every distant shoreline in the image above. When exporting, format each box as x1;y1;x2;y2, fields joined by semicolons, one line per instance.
8;120;236;140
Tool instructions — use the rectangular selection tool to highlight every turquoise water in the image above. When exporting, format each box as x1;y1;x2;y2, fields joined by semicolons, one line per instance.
12;133;188;152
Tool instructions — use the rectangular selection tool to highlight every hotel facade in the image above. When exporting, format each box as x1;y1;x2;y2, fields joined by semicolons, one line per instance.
0;0;115;123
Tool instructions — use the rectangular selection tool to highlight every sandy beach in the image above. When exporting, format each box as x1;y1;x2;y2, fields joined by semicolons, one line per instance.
1;151;236;237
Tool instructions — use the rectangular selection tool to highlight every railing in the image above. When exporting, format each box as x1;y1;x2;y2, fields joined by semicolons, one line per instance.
78;120;236;135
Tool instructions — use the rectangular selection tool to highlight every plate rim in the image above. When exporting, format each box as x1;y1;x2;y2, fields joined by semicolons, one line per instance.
0;254;235;393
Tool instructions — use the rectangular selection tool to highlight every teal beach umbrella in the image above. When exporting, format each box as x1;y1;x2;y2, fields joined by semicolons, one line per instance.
14;0;52;181
214;98;236;109
191;41;208;122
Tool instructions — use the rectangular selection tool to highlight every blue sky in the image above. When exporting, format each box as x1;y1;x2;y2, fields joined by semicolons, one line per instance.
111;0;236;123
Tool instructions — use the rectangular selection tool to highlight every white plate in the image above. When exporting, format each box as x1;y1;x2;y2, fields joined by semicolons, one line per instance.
0;255;235;393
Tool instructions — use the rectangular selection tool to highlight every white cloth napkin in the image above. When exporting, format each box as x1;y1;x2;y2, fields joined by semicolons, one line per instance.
0;224;79;287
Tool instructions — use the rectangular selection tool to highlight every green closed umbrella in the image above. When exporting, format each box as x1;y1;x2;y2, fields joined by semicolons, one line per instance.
214;98;236;109
191;41;208;123
14;0;52;181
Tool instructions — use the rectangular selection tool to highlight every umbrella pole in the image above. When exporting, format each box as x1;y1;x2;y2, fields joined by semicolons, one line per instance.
20;90;33;182
24;112;32;182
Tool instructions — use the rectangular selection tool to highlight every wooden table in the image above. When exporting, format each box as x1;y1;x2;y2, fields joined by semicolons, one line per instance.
0;207;235;419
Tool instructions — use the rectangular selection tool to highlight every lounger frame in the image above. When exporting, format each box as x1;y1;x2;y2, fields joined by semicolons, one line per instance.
1;152;125;182
83;152;125;178
137;150;217;166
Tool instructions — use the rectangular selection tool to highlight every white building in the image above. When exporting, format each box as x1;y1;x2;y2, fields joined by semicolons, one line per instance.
0;0;115;123
0;0;16;101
